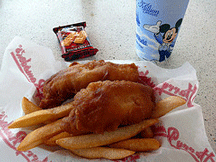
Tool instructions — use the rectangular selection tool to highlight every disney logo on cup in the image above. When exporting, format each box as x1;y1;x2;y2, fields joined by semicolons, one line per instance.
10;45;45;99
137;0;159;17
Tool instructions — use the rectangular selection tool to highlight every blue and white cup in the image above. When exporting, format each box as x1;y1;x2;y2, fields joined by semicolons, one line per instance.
136;0;189;62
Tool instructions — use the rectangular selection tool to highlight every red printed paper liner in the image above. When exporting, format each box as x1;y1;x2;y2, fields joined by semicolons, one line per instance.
0;37;215;162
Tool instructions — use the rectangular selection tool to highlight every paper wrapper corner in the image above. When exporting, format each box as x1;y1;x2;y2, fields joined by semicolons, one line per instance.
0;37;215;162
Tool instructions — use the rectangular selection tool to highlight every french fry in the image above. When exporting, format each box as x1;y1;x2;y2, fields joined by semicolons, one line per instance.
70;147;135;160
8;102;74;128
22;97;42;114
44;132;71;146
56;118;159;150
109;138;160;152
16;118;67;151
151;96;186;118
140;127;154;138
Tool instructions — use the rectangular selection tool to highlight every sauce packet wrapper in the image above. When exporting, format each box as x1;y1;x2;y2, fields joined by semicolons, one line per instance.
53;22;98;61
0;37;215;162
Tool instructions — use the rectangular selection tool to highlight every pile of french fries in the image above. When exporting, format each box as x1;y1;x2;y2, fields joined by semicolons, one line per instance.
8;96;186;160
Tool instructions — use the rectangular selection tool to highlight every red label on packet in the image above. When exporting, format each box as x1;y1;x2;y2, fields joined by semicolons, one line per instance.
53;22;98;61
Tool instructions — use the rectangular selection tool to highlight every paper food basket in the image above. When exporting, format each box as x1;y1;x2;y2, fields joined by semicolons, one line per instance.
0;37;215;162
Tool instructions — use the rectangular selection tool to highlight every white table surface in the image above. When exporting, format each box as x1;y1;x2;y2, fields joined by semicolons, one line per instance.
0;0;215;154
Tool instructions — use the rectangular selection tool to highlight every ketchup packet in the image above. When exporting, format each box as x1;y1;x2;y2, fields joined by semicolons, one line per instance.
53;22;98;61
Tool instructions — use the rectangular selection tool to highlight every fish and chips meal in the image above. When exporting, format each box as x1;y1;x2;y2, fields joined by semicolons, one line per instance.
8;60;186;160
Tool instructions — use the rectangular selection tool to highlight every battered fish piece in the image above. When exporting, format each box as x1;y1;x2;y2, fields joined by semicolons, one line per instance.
63;80;155;135
40;60;139;109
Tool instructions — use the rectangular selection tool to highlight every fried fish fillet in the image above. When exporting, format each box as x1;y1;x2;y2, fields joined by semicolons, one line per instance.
39;60;139;109
62;80;155;135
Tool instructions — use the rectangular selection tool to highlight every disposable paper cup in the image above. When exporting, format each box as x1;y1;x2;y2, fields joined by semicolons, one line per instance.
136;0;189;63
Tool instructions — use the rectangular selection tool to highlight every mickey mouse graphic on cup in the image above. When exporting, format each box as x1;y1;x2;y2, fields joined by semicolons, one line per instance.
144;18;182;62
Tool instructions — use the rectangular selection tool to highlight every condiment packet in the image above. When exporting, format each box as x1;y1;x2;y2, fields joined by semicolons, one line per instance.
53;22;98;61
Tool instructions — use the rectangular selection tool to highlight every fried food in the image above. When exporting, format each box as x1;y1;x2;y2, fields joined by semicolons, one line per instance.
151;96;186;118
69;147;135;160
109;138;160;152
8;102;75;128
140;127;154;138
44;132;71;146
16;118;67;151
56;119;159;150
39;60;139;109
9;58;190;160
15;80;156;151
62;80;155;135
22;97;42;114
9;80;154;131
